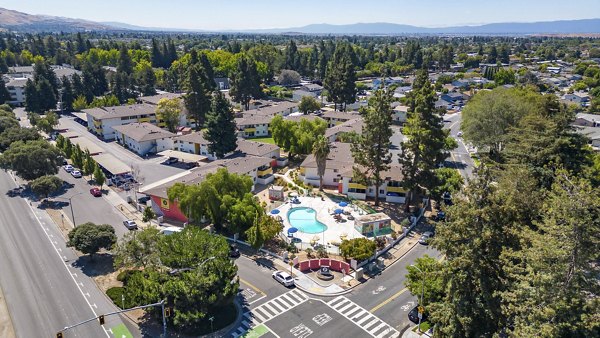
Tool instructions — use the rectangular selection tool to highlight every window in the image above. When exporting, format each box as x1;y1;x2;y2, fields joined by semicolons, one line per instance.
333;178;339;183
380;189;385;194
333;169;338;173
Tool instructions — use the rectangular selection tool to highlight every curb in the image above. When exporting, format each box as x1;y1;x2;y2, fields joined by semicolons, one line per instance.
293;282;354;297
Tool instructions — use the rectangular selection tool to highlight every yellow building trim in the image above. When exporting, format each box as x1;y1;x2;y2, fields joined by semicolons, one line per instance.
386;186;406;193
244;127;257;132
258;167;273;176
349;183;367;189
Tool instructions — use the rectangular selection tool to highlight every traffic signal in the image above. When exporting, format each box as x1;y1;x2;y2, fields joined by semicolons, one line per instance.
98;314;105;325
165;307;171;317
56;332;63;338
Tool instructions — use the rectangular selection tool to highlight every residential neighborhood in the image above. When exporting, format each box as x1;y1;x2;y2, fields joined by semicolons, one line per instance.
0;3;598;338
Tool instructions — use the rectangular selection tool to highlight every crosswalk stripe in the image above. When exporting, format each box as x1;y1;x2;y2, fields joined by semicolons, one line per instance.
338;302;355;313
370;323;388;335
252;309;268;322
280;293;297;306
332;298;350;310
261;303;278;316
346;307;363;317
356;314;375;325
364;319;382;330
269;299;287;312
276;295;294;309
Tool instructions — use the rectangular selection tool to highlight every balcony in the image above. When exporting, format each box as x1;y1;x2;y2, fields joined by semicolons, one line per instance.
244;127;257;132
257;166;273;176
348;182;367;189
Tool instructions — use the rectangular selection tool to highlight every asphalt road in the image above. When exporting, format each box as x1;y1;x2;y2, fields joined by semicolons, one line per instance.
444;112;474;179
0;171;138;338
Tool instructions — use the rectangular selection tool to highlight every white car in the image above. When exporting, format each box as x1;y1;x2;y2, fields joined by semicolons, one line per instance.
272;271;294;287
63;164;74;172
123;220;137;230
457;131;463;137
419;231;434;245
70;170;82;178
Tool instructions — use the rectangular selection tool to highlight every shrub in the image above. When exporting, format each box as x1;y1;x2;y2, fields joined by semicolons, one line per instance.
391;231;398;240
116;269;140;283
305;248;313;258
316;246;328;258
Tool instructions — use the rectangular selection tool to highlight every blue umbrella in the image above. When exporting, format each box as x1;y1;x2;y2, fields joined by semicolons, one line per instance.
334;208;344;214
270;209;280;215
339;201;348;207
288;227;298;234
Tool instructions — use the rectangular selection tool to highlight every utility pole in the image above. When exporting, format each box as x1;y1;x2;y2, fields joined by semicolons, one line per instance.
56;192;82;226
411;264;425;333
161;299;167;338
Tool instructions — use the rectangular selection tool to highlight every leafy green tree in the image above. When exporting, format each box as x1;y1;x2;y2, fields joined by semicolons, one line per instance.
93;163;106;188
227;193;263;235
0;116;18;134
461;87;536;157
277;69;301;86
55;133;65;150
230;55;262;111
400;70;455;202
404;255;445;305
72;95;88;111
312;135;330;191
135;60;157;96
494;68;516;85
0;126;41;150
35;111;59;134
501;172;600;337
114;227;161;269
64;137;73;158
284;40;300;71
67;223;117;258
298;95;320;114
156;97;182;132
203;92;237;159
30;175;63;199
339;238;376;261
83;150;96;176
117;45;133;75
270;115;327;159
0;140;61;180
431;168;463;201
142;206;155;223
168;168;253;229
351;89;393;206
430;171;517;337
246;212;264;249
71;144;84;169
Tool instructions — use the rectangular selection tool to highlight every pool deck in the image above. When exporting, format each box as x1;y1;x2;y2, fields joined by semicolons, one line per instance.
275;196;365;246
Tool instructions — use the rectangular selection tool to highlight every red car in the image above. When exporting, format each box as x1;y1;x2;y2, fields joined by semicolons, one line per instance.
90;187;102;197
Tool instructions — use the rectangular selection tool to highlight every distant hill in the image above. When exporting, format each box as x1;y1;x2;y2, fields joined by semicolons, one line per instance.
253;19;600;35
0;7;112;32
0;7;598;35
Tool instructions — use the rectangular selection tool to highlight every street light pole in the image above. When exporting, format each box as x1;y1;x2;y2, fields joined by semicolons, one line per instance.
57;192;82;226
411;264;425;333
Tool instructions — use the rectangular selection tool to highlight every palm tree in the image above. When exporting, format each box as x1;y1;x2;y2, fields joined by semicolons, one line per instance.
312;135;330;191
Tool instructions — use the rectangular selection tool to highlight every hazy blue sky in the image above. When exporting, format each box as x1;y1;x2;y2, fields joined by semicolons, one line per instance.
1;0;599;30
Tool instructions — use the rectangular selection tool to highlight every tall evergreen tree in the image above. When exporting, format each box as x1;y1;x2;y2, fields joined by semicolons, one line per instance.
229;55;262;111
117;45;133;75
199;52;216;90
60;76;74;112
150;38;162;68
350;89;393;206
204;92;237;159
284;40;300;71
399;69;454;202
0;80;10;104
184;60;212;130
324;44;356;111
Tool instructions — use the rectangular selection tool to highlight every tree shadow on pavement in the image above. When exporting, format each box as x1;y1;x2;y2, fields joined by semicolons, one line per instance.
70;253;115;277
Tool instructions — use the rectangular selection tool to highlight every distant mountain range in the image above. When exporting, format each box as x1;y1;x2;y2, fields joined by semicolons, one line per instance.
1;7;599;35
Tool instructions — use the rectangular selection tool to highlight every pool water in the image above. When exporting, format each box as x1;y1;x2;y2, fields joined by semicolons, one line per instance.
288;207;328;234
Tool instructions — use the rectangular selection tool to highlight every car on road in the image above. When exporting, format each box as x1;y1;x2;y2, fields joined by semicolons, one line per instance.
408;305;428;324
63;164;74;172
89;187;102;197
123;220;138;230
272;271;294;287
457;131;463;137
70;170;82;178
229;244;240;258
419;231;434;245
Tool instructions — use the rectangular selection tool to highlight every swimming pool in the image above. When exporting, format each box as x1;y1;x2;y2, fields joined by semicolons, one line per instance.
288;207;328;234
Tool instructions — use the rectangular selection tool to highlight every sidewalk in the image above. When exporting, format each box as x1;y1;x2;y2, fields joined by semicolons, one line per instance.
0;284;16;338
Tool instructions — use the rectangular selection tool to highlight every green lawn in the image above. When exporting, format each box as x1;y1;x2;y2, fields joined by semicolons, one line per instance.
249;137;276;145
111;323;133;338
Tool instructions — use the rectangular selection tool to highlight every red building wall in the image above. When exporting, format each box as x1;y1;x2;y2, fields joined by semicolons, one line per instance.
150;196;188;223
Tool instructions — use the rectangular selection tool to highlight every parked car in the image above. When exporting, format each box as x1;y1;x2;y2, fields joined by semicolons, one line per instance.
184;162;198;169
163;157;179;165
137;196;151;204
63;164;74;172
432;211;446;221
89;187;102;197
71;170;82;178
123;220;138;230
229;244;240;258
419;231;434;245
408;306;428;324
272;271;294;287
